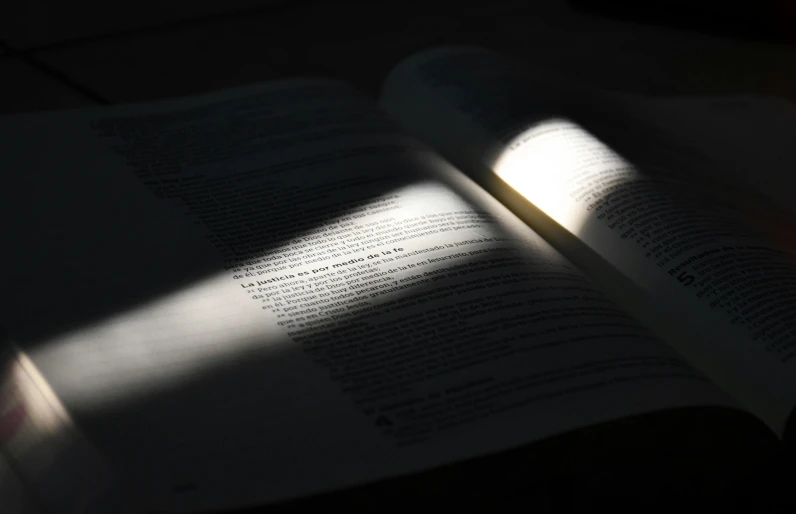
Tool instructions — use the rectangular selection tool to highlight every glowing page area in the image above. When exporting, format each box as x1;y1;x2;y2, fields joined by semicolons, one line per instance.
1;83;731;512
492;120;796;433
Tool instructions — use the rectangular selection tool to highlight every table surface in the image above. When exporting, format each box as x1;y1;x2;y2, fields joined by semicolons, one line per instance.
2;0;796;115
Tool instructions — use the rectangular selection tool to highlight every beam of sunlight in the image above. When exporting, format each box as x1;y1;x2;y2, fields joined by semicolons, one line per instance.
27;180;477;415
491;115;796;259
489;117;617;238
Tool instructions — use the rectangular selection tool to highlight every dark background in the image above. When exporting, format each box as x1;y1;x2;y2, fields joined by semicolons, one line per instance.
2;0;796;113
2;1;795;512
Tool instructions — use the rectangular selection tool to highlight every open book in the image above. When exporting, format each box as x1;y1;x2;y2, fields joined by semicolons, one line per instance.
2;46;795;512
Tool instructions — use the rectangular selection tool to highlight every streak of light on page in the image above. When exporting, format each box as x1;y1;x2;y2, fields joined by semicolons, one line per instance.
491;117;796;258
26;182;471;413
489;118;600;236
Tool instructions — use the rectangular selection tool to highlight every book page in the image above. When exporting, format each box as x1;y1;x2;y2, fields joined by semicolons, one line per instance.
380;47;796;435
575;93;796;256
0;80;734;512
